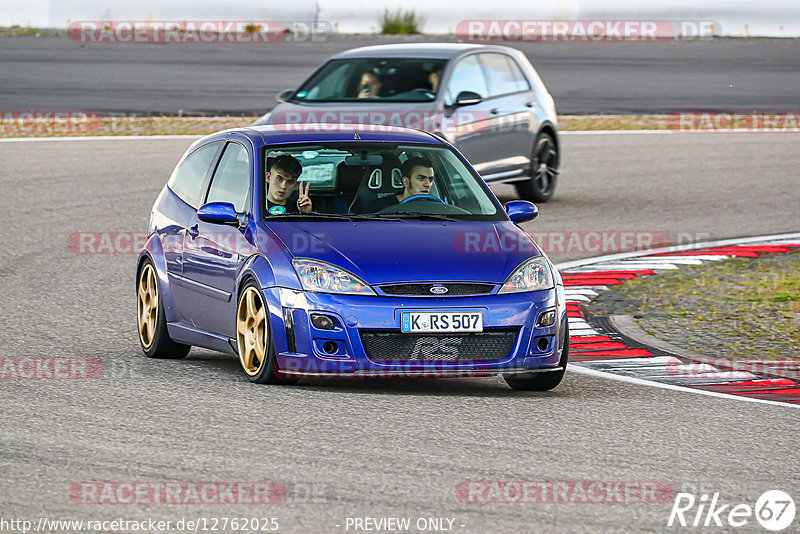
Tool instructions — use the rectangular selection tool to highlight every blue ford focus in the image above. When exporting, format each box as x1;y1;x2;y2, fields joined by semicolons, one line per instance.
137;125;569;390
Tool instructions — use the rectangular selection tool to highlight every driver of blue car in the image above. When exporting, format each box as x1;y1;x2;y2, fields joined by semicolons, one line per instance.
265;154;313;215
366;157;435;212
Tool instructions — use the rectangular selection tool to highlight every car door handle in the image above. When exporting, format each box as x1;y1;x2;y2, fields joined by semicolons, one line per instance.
188;225;199;239
490;108;499;115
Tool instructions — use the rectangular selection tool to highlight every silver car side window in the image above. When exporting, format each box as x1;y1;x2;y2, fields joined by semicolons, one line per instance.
445;55;489;105
479;53;530;97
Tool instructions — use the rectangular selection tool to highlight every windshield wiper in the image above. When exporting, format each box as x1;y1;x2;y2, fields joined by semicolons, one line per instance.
267;211;460;222
267;211;400;221
376;212;462;221
348;213;402;221
268;212;351;220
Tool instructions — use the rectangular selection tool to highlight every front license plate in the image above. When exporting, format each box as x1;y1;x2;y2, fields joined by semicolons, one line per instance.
401;312;483;333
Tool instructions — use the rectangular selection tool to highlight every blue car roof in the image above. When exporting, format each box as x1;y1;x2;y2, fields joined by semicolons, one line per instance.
239;124;445;146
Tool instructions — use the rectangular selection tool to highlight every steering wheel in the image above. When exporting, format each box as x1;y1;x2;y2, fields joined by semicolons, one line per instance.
401;194;444;204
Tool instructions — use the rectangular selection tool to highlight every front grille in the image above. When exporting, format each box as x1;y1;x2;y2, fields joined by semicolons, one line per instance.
360;330;517;361
379;283;495;296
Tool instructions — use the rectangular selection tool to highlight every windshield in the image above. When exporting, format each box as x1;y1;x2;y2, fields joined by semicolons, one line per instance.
293;58;448;102
263;143;503;221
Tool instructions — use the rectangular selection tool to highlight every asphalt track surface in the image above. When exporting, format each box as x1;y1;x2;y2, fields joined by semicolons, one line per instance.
1;36;800;115
1;132;799;532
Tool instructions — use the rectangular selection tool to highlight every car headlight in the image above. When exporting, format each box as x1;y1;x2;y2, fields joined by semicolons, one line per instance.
498;257;554;294
291;259;375;296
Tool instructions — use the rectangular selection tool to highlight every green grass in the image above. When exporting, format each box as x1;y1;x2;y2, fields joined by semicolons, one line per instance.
379;9;424;34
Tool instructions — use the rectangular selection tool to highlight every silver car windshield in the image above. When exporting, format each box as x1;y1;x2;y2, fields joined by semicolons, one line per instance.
263;143;502;221
293;58;448;103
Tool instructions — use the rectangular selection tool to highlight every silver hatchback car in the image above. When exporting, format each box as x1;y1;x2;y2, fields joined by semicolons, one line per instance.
255;43;560;202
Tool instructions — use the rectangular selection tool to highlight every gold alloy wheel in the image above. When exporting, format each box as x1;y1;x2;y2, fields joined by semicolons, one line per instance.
237;287;269;376
137;264;159;349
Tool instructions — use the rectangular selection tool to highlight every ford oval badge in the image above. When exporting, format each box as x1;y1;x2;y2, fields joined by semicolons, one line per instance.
430;285;448;295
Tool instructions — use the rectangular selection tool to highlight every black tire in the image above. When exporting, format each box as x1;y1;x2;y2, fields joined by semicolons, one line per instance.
137;258;191;359
515;131;559;203
503;321;569;391
236;280;297;385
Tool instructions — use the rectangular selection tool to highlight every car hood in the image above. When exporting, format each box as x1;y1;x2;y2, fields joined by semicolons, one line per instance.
260;220;541;285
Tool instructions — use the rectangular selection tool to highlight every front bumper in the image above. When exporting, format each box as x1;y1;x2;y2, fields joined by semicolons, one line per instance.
263;286;567;378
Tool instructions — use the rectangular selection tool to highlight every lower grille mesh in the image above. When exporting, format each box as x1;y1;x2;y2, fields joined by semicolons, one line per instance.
360;330;517;361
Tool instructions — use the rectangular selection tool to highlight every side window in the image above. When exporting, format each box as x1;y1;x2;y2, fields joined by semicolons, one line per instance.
506;57;531;92
445;55;489;105
479;53;529;97
205;142;251;212
430;150;496;215
167;142;221;208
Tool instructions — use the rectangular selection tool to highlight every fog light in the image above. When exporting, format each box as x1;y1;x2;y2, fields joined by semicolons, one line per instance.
311;314;335;330
536;310;556;327
322;341;338;355
537;337;550;351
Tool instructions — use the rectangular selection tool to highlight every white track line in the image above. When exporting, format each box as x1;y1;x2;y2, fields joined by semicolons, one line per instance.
0;135;201;143
570;329;600;336
569;365;800;409
620;258;705;265
565;289;599;296
651;255;729;261
0;130;670;143
566;263;680;270
565;296;591;303
560;130;676;136
561;130;795;136
3;129;776;144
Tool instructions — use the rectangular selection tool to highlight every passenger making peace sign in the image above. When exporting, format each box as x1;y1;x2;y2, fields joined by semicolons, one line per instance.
265;154;313;215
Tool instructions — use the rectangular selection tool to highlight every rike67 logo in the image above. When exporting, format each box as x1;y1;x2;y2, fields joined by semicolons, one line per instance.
668;490;795;531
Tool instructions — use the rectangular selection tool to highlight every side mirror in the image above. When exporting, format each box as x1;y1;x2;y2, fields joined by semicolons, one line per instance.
276;89;294;103
505;200;538;223
197;202;239;225
454;91;483;107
